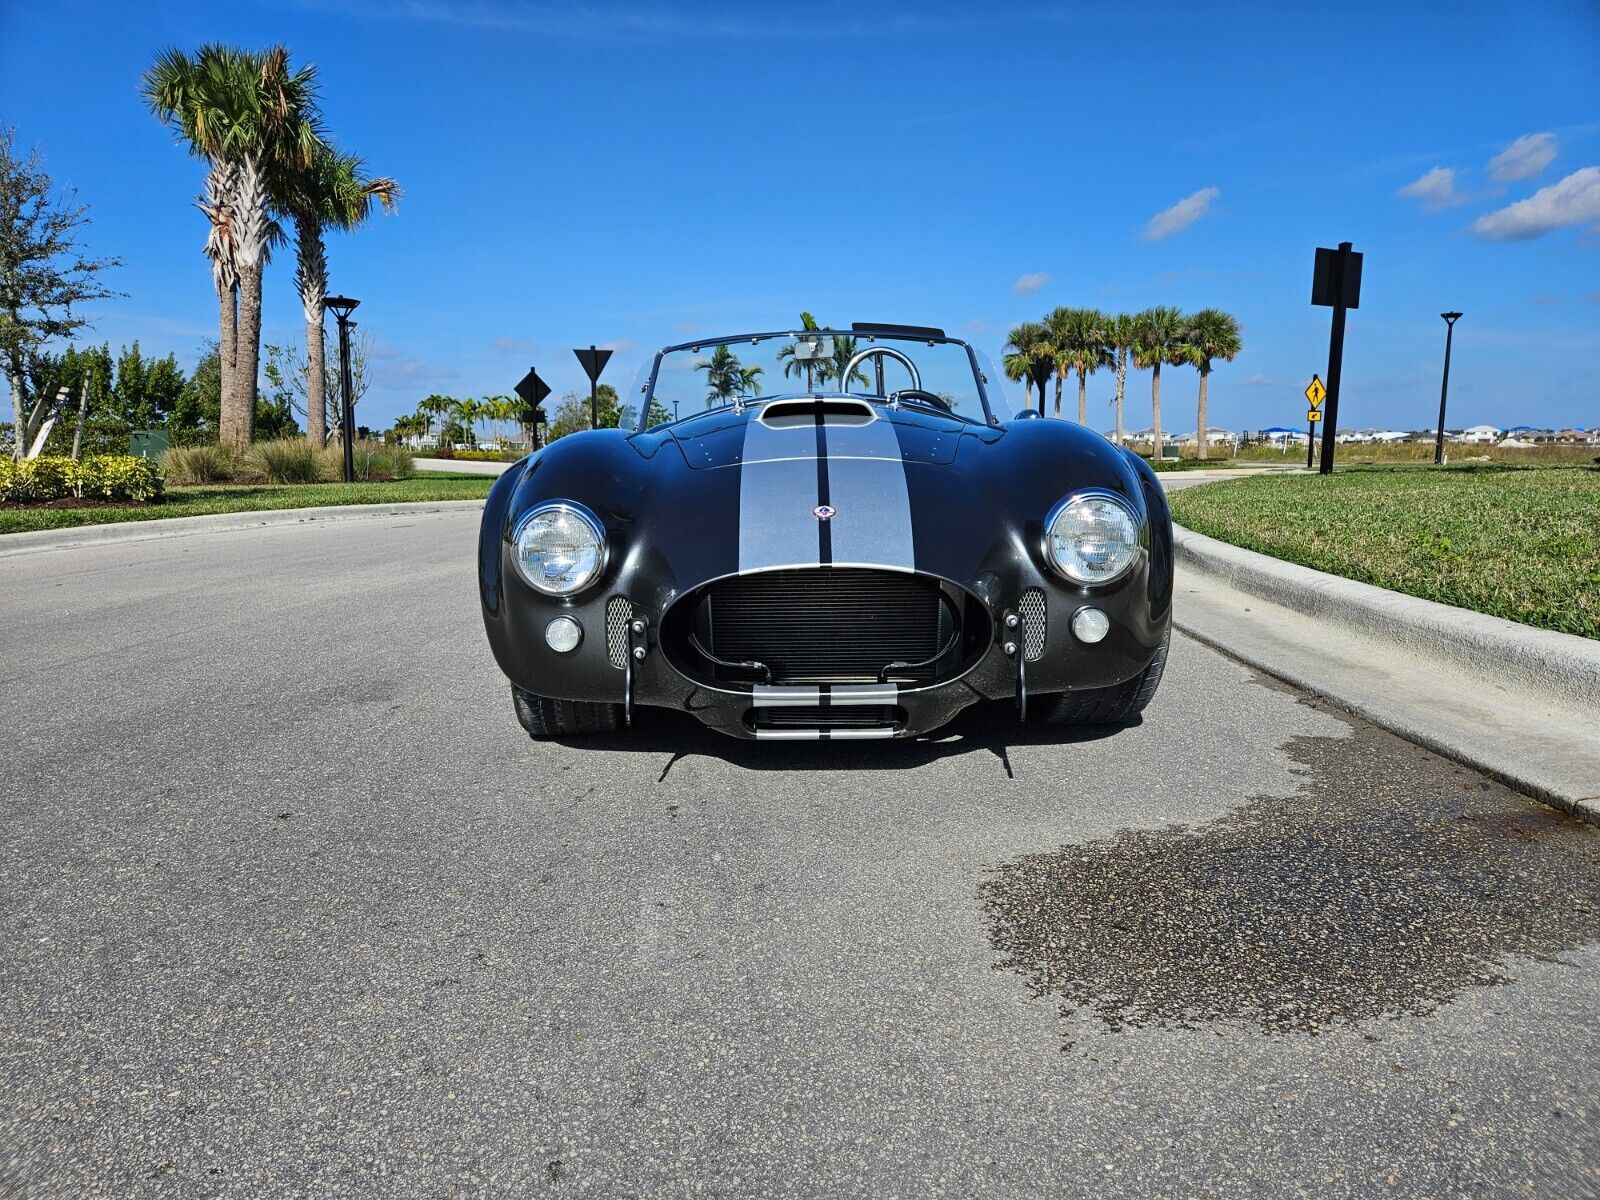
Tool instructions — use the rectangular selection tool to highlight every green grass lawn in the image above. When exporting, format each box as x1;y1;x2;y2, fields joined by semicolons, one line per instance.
1169;465;1600;639
0;473;496;536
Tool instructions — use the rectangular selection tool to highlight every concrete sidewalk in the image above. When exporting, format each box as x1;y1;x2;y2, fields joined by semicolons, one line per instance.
1161;474;1599;820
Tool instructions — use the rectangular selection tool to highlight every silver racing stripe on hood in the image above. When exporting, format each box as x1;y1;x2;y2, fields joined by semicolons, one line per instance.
736;403;916;572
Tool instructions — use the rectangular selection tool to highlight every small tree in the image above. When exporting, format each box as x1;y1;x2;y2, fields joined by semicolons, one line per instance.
0;127;122;459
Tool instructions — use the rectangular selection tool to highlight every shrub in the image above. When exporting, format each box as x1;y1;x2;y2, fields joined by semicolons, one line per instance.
162;442;239;485
247;438;327;484
0;455;165;504
76;455;165;503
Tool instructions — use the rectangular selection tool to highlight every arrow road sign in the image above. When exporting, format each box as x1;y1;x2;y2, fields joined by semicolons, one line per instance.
1305;375;1326;408
515;368;552;411
1308;409;1323;423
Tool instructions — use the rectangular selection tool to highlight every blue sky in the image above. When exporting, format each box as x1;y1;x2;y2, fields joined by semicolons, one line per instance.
4;0;1598;433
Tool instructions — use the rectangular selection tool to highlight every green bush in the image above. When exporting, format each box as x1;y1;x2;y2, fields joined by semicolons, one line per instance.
0;455;165;504
76;456;165;503
431;447;522;463
248;438;327;484
162;442;239;485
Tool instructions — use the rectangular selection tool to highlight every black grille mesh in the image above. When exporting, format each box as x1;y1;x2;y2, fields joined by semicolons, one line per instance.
705;568;941;683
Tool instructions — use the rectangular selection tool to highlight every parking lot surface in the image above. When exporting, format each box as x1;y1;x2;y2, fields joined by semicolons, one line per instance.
3;509;1597;1197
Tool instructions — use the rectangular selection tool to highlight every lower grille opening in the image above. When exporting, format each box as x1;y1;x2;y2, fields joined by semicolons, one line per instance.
749;705;905;732
663;568;992;687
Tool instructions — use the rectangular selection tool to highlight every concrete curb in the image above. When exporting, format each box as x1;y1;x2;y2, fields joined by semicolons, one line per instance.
1173;525;1600;711
0;499;487;558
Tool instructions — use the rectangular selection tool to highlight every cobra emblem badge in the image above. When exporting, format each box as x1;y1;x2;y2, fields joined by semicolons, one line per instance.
813;504;836;520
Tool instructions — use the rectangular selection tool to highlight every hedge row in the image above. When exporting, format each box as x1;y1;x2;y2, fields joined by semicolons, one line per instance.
0;455;165;504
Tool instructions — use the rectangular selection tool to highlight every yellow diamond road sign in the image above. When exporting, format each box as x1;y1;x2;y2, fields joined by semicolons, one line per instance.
1305;375;1326;408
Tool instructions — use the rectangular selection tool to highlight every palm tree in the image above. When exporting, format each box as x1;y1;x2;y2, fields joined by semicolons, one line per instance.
776;311;822;393
416;394;451;446
276;145;399;446
816;333;869;392
1130;306;1186;458
1003;321;1053;415
694;344;764;403
1177;309;1242;460
454;397;483;446
1104;312;1136;444
1046;307;1113;424
143;44;324;448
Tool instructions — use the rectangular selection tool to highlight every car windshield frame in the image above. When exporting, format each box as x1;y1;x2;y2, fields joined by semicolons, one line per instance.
627;330;1008;433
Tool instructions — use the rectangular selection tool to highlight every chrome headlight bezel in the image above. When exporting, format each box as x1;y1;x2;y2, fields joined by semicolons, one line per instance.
511;501;609;597
1042;490;1142;587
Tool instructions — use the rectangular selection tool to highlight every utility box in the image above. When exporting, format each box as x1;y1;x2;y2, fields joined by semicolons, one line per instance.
129;430;170;459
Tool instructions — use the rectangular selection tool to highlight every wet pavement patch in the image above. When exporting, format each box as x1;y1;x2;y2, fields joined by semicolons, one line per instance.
981;724;1600;1043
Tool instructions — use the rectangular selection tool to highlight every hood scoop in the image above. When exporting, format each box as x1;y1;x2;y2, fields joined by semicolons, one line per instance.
757;397;877;429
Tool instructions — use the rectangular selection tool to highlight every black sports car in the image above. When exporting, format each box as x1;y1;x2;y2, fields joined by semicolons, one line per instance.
479;323;1172;741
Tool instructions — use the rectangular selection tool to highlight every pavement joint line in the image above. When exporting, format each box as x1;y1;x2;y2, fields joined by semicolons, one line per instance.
0;499;488;558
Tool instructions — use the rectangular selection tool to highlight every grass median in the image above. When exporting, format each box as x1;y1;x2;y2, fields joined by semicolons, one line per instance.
1168;465;1600;639
0;472;496;536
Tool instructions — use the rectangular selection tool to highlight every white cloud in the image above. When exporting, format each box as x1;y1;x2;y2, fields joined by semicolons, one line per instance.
492;336;536;353
1488;132;1558;182
1011;272;1049;297
1472;166;1600;241
1143;187;1220;240
1397;166;1464;211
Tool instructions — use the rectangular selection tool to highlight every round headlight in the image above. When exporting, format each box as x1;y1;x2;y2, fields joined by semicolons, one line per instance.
513;503;607;596
1045;494;1140;585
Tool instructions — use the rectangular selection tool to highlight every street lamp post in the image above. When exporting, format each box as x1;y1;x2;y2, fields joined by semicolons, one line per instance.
324;295;360;483
1433;312;1463;466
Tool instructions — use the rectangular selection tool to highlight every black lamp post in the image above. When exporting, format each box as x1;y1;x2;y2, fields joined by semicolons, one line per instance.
324;295;360;483
1434;311;1463;466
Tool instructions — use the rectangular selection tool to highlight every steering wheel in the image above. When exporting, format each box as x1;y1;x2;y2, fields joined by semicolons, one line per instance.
889;389;954;412
838;345;922;394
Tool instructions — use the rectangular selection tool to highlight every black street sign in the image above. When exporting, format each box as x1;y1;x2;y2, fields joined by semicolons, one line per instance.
573;346;613;385
573;345;614;428
515;367;551;410
1311;242;1361;474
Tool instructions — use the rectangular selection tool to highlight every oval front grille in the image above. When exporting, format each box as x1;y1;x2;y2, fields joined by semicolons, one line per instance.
701;568;945;684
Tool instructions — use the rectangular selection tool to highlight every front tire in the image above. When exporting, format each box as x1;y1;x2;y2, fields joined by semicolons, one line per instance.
511;685;623;738
1038;632;1169;726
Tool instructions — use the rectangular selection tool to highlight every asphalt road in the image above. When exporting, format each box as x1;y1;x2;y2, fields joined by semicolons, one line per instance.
3;509;1597;1199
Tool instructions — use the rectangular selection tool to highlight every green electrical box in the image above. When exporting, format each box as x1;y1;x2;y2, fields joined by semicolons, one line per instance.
129;430;170;459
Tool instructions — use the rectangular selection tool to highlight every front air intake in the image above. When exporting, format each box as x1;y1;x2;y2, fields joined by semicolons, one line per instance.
662;567;992;687
757;397;877;428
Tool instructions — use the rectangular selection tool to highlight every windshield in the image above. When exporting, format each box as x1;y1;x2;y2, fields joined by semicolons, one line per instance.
625;331;999;431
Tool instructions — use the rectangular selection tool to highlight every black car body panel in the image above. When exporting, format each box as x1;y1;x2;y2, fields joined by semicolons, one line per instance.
480;336;1172;741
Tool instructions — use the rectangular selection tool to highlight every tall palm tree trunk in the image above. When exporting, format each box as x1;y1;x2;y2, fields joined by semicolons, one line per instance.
200;161;238;425
225;157;270;447
1150;361;1163;461
1114;349;1127;444
1196;367;1210;460
1077;370;1088;424
295;215;329;446
1053;372;1064;418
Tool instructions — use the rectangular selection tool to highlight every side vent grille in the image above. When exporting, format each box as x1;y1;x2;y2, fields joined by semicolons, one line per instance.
605;597;632;668
1019;589;1047;662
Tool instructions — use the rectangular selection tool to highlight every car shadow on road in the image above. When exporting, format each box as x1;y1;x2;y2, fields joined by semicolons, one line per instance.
559;701;1134;778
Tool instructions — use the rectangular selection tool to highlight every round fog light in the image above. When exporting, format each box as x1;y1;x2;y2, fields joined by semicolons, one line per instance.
1071;607;1110;644
545;616;583;653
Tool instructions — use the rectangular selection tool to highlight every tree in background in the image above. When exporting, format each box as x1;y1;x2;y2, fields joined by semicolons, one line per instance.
1130;306;1186;457
143;44;324;447
1103;312;1136;444
275;145;398;446
264;329;369;437
172;340;223;433
1046;307;1114;425
1176;308;1242;460
776;311;823;392
694;345;762;403
416;394;452;446
545;384;622;441
1003;321;1052;415
0;126;122;459
815;331;868;392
